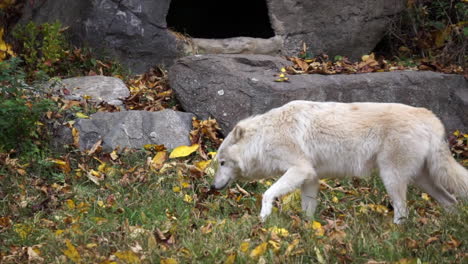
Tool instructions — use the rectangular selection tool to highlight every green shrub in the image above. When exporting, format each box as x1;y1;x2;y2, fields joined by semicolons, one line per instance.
13;21;68;77
0;57;54;154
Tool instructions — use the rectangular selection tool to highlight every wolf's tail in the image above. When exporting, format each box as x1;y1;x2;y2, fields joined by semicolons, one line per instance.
427;135;468;198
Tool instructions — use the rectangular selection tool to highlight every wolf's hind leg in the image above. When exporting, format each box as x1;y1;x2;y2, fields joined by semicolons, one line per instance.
260;166;316;221
301;179;319;217
379;168;409;224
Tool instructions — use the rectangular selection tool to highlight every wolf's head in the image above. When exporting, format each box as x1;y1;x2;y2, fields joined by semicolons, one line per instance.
210;125;245;190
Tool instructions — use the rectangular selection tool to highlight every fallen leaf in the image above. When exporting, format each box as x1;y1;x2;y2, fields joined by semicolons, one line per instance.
314;246;325;264
115;250;140;264
285;238;299;256
311;221;325;236
151;151;167;169
195;160;211;171
110;150;119;161
75;112;89;119
65;199;76;210
240;241;250;253
63;239;81;263
28;246;44;262
183;194;193;203
250;242;268;258
425;236;439;245
14;224;32;240
224;254;236;264
160;258;178;264
421;193;430;201
268;226;289;237
169;144;199;159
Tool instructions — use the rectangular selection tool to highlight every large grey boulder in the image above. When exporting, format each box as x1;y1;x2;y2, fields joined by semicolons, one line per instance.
19;0;181;73
18;0;406;72
75;110;194;151
51;76;130;106
268;0;406;59
169;54;468;134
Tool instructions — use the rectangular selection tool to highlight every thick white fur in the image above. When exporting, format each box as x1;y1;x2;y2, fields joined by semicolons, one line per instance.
212;101;468;224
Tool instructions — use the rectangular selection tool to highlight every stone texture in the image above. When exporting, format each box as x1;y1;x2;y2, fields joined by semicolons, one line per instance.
51;76;130;106
19;0;182;73
191;36;283;56
75;110;195;151
169;54;468;134
18;0;406;71
268;0;406;59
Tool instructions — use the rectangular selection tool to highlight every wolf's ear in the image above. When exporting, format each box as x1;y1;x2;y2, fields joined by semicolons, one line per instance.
231;125;244;143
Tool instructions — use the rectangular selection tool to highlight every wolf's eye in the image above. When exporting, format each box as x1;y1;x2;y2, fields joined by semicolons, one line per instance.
220;161;225;166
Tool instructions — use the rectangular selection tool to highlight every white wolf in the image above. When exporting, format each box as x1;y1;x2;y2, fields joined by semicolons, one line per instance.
211;101;468;224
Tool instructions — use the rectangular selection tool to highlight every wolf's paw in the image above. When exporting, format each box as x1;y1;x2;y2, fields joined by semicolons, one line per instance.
259;206;272;222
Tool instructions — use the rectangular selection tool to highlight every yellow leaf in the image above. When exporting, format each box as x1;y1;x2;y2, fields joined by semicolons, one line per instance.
55;229;65;236
65;199;76;210
97;162;107;173
97;200;105;207
421;193;430;201
224;254;236;264
172;186;181;193
75;112;89;119
268;226;289;237
63;240;81;263
250;242;268;258
160;258;178;264
181;181;190;188
14;224;32;240
72;127;80;146
169;144;199;158
195;160;211;171
281;190;301;212
314;246;325;264
183;194;193;203
208;152;217;157
151;151;167;168
332;196;339;203
453;130;460;137
285;238;299;256
311;221;325;236
280;67;286;72
115;250;140;264
240;241;250;253
279;73;285;78
110;150;119;161
268;240;280;252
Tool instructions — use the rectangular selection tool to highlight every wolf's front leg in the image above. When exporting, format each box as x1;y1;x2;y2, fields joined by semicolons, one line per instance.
260;166;317;221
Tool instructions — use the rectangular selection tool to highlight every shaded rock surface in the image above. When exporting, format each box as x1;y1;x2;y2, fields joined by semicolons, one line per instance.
18;0;406;72
75;110;194;151
19;0;181;73
169;54;468;134
51;76;130;106
268;0;406;59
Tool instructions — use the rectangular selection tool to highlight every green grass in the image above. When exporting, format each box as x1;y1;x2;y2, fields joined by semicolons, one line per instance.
0;150;467;263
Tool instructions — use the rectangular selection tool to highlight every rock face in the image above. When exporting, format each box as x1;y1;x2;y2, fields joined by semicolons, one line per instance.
268;0;406;59
19;0;181;73
75;110;194;151
18;0;406;72
51;76;130;106
169;54;468;134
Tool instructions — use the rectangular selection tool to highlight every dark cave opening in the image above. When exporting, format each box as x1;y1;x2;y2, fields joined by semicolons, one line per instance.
166;0;275;39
